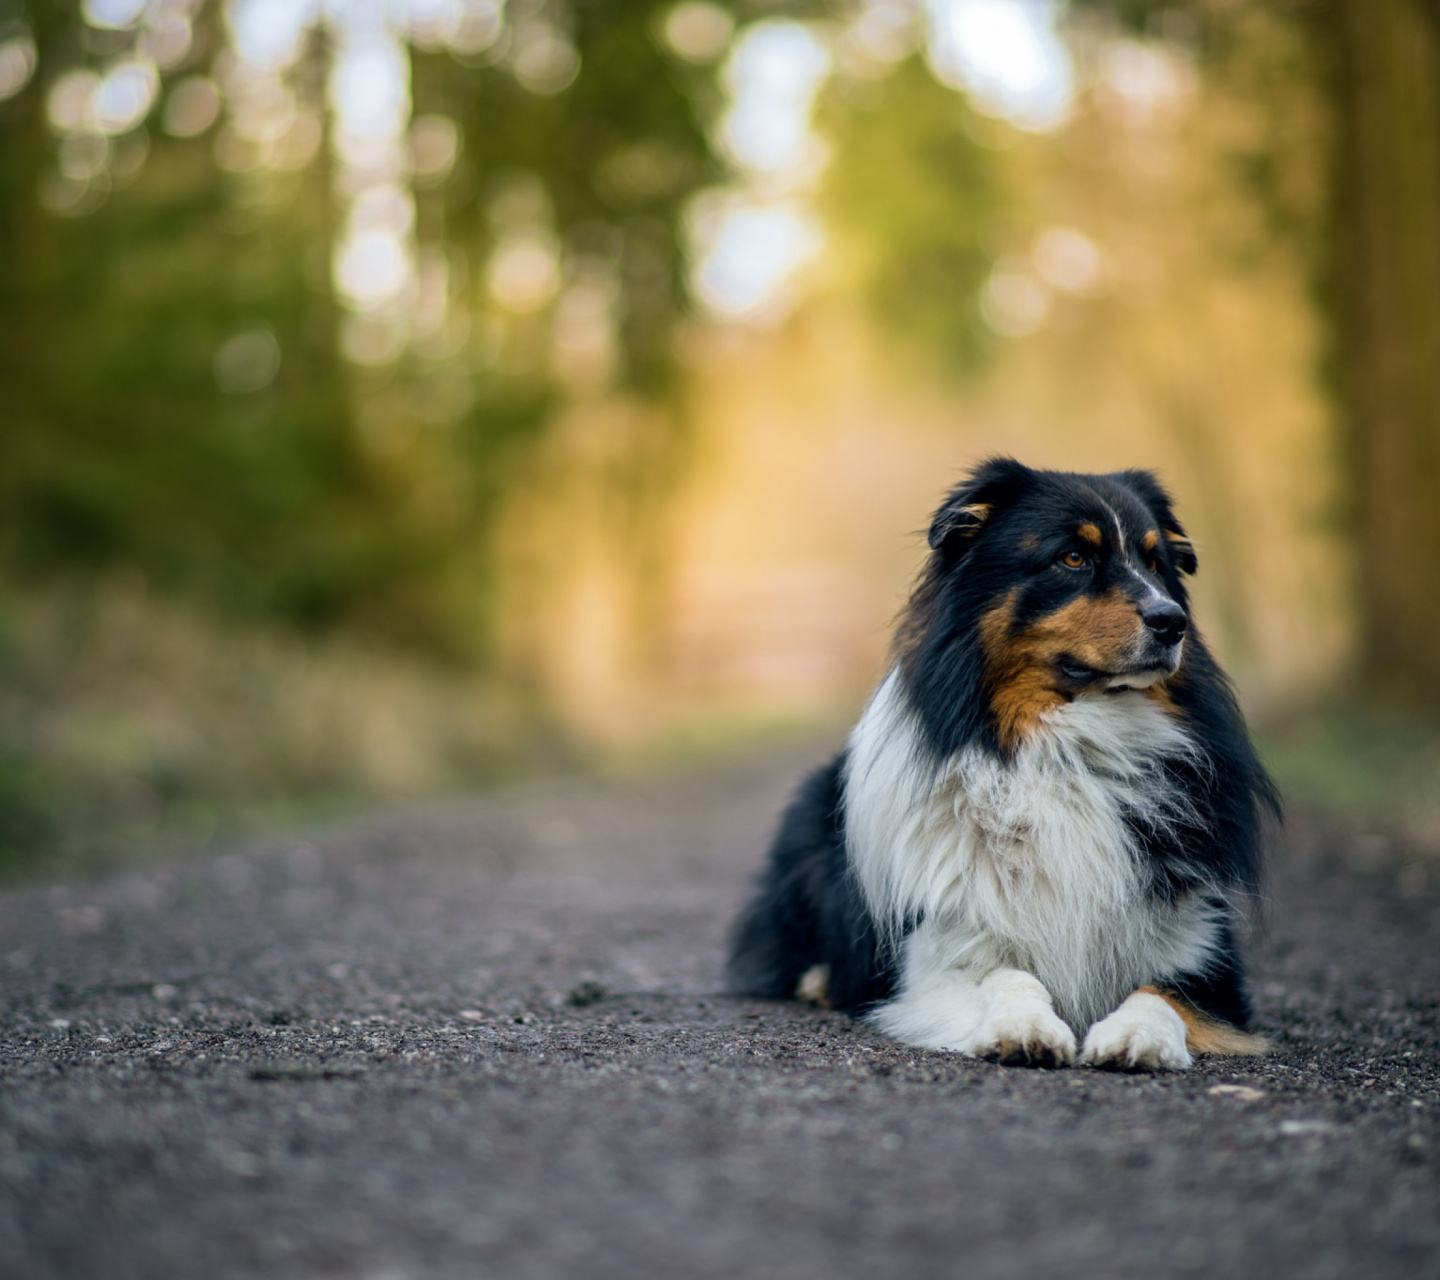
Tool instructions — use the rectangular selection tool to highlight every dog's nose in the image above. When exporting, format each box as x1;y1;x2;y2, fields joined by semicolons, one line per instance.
1141;601;1187;647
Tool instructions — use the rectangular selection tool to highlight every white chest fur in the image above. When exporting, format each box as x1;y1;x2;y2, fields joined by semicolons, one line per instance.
844;669;1222;1030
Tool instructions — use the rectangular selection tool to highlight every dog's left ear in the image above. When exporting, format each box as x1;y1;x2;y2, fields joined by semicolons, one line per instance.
929;456;1033;556
1112;468;1198;576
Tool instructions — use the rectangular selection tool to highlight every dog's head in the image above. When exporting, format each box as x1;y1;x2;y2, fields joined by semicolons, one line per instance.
900;457;1199;753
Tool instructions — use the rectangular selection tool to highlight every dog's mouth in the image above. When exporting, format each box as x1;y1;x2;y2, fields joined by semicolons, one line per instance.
1055;655;1177;691
1056;657;1105;686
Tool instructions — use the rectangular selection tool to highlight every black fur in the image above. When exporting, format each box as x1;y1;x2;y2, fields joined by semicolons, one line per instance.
726;458;1278;1033
1164;915;1254;1028
725;754;895;1013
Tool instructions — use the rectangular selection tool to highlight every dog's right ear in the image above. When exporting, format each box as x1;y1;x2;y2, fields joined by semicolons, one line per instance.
1111;468;1197;575
928;456;1033;555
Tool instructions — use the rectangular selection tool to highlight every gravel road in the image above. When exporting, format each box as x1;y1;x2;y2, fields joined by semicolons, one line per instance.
3;747;1439;1279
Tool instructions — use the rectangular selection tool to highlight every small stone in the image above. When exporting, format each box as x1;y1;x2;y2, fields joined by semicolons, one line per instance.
1208;1084;1265;1101
567;981;608;1008
1279;1119;1334;1136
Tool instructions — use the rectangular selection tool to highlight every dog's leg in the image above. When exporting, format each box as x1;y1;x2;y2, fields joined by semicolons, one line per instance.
869;960;1076;1066
1080;989;1192;1071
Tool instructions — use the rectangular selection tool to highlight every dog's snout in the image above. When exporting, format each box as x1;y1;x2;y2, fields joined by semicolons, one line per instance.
1141;601;1187;647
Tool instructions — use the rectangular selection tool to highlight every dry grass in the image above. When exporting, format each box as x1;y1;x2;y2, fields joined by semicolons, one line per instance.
1257;703;1440;856
0;579;552;877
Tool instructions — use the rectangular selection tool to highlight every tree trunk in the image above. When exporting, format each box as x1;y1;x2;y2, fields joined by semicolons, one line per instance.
1334;0;1440;705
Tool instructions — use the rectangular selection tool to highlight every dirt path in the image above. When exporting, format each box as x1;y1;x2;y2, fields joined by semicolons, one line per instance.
2;748;1439;1279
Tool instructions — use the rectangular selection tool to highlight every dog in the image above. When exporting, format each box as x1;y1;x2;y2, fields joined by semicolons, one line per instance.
726;457;1277;1070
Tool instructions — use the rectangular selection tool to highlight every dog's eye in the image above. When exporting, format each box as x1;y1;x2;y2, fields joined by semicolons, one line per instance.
1147;559;1162;575
1058;551;1088;570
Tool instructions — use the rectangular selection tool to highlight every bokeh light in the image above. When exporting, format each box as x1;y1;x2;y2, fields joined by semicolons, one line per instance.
410;114;460;186
92;60;159;135
139;14;195;71
488;229;562;314
720;21;832;177
690;20;833;324
510;18;580;95
214;328;282;393
925;0;1072;130
0;36;37;103
662;1;734;64
1032;226;1105;295
1096;38;1196;123
58;133;110;181
689;196;823;322
447;0;505;57
981;261;1050;335
226;0;318;72
82;0;148;30
842;0;918;67
47;71;102;134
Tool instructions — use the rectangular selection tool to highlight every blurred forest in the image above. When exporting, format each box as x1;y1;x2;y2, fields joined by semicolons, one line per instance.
1;0;1437;871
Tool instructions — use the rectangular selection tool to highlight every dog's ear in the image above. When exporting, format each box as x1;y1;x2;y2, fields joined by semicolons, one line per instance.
1163;530;1198;575
1112;468;1197;575
928;456;1033;556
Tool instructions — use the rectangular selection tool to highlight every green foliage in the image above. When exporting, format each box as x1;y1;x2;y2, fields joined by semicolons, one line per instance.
0;579;554;877
0;0;724;660
422;0;722;393
1259;705;1440;850
0;752;58;870
818;58;1004;377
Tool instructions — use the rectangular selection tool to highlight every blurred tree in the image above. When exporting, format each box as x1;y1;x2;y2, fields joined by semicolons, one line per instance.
14;0;1436;711
1331;0;1440;708
417;0;718;394
818;55;1003;378
0;0;728;665
1094;0;1440;708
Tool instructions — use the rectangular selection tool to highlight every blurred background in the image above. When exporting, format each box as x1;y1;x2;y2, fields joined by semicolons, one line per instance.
2;0;1438;873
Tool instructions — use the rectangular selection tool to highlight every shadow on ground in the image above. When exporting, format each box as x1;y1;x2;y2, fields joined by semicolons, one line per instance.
2;748;1438;1279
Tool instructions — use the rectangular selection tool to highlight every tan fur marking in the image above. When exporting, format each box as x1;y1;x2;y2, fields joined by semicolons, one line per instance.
1143;682;1178;714
1139;986;1270;1057
980;588;1152;751
1028;590;1145;670
979;592;1068;752
986;666;1069;753
1077;522;1103;547
1145;652;1191;715
960;503;992;527
1143;530;1160;554
1163;531;1193;553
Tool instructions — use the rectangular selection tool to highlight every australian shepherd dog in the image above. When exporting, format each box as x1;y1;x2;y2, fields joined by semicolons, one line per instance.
727;458;1277;1070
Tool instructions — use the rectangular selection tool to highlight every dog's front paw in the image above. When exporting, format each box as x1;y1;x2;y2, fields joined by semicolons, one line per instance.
1081;992;1192;1072
975;1001;1077;1068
